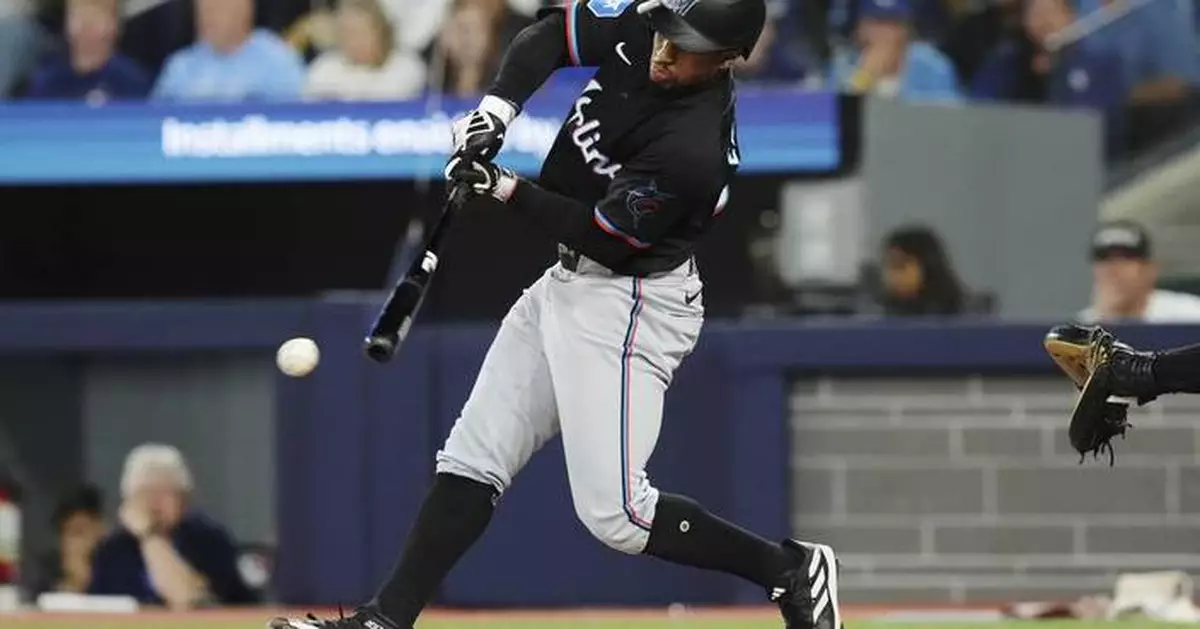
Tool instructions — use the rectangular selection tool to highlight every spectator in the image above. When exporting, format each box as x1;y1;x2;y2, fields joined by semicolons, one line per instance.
0;0;43;98
114;0;195;77
89;444;256;609
304;0;426;101
25;0;151;103
972;0;1127;152
25;485;107;599
829;0;962;102
940;0;1026;87
431;0;531;97
877;225;967;316
1077;220;1200;323
151;0;306;102
1079;0;1199;152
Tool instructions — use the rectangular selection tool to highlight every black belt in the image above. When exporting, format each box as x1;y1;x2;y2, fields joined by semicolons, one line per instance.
557;246;695;277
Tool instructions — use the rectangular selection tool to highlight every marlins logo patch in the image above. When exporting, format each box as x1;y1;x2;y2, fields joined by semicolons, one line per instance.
588;0;634;18
625;180;675;228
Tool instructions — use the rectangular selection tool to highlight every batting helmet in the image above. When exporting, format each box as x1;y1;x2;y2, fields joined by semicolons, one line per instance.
636;0;767;59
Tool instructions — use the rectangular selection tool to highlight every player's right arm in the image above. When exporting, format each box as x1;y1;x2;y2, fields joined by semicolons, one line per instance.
454;1;638;159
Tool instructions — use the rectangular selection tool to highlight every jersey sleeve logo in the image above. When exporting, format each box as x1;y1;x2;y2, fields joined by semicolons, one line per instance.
625;180;675;228
588;0;635;18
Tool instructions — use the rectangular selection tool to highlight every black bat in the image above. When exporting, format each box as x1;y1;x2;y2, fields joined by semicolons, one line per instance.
364;185;469;363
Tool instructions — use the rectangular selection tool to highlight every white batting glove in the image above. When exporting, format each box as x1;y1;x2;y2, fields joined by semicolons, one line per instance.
444;154;518;203
451;95;518;162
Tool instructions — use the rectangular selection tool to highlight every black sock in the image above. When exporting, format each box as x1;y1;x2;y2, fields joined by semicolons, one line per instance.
642;493;791;588
370;473;497;626
1154;343;1200;394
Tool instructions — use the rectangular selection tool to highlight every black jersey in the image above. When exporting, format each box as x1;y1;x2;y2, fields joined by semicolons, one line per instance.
497;0;741;277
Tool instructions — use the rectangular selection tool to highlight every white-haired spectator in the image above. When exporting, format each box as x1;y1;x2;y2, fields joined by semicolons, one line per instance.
88;443;256;609
304;0;427;101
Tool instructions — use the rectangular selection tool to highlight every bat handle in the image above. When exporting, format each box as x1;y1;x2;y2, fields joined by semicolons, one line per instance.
363;334;398;363
447;181;472;206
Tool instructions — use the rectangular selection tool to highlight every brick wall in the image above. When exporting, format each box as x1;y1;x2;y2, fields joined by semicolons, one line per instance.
788;374;1200;605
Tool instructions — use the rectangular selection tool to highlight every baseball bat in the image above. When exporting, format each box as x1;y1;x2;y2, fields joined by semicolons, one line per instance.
363;184;469;363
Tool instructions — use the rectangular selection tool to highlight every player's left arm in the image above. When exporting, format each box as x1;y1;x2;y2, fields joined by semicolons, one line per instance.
523;170;710;268
449;155;720;269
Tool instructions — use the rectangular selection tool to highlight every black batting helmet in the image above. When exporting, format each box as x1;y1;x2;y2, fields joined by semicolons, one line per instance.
637;0;767;59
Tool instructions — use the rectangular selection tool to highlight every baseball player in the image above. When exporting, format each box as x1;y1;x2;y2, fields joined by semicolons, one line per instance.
1046;323;1200;463
270;1;842;628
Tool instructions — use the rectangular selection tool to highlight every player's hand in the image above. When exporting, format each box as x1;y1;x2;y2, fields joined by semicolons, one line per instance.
445;153;518;203
451;95;517;162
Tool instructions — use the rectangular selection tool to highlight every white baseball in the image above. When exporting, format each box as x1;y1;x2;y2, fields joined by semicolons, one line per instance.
276;337;320;377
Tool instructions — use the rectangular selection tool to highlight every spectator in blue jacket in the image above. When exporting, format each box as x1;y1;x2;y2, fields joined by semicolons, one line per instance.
26;0;151;103
972;0;1128;155
1076;0;1198;99
1076;0;1198;151
151;0;306;102
88;444;256;609
829;0;962;102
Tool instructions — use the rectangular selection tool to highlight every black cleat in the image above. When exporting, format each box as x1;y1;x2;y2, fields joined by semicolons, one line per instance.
771;539;842;629
268;607;402;629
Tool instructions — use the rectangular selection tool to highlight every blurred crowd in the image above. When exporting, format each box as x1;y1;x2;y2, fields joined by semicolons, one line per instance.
0;0;1195;155
12;444;266;609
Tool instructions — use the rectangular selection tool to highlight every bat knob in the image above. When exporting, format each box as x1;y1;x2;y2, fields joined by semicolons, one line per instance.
364;335;397;363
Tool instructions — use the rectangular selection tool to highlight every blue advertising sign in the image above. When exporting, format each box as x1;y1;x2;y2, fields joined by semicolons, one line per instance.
0;86;840;185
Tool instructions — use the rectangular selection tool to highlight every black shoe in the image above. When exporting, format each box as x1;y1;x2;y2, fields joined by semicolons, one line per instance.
771;539;842;629
268;607;402;629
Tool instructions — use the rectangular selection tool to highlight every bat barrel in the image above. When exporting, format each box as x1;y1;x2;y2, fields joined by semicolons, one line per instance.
361;185;468;365
363;335;398;363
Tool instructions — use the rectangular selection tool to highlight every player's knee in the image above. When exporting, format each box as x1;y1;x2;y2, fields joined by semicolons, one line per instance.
434;450;508;495
573;503;650;555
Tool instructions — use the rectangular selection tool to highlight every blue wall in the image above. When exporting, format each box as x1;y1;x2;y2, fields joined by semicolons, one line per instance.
2;301;1197;608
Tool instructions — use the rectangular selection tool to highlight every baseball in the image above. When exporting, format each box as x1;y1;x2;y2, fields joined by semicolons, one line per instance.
276;337;320;377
